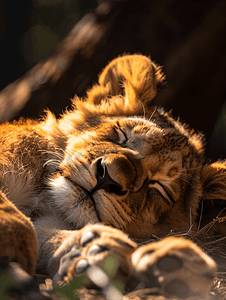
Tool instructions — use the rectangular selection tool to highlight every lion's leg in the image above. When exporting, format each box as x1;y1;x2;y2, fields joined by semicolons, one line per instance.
49;224;216;299
0;190;38;275
33;213;75;273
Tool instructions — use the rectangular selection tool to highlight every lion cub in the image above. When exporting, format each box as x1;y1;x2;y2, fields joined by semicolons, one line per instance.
0;54;225;298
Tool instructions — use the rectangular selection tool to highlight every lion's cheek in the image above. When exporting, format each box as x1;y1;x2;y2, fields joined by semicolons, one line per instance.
48;176;99;227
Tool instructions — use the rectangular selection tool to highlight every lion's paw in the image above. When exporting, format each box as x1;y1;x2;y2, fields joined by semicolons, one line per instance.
51;226;216;299
0;192;38;276
132;237;217;299
51;224;136;286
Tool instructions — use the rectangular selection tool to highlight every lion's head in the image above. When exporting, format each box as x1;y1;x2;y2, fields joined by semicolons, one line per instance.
43;54;226;239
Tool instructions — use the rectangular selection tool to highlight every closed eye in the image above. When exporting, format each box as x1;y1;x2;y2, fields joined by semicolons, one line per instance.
149;180;175;205
115;127;128;145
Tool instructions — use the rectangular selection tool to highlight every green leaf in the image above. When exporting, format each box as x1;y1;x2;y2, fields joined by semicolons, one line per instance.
55;273;89;300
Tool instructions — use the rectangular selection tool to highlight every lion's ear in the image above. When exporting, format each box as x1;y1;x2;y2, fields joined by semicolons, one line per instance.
86;54;165;107
201;161;226;201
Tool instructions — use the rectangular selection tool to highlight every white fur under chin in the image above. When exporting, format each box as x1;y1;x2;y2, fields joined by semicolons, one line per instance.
49;176;99;228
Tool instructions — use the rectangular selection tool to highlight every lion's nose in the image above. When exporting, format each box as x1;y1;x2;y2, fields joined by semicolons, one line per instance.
91;154;135;195
91;158;127;195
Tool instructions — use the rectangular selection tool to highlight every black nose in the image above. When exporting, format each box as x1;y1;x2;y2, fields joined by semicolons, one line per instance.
91;159;127;196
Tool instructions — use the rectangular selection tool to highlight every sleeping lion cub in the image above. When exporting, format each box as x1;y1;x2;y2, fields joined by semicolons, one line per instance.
1;54;225;299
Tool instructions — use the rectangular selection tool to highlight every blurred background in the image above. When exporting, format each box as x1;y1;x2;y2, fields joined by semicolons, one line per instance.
0;0;104;85
0;0;226;160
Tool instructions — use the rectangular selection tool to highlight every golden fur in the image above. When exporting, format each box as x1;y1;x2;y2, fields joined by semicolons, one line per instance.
0;54;225;298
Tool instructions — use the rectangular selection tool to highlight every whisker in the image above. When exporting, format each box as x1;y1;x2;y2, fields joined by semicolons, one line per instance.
180;173;196;181
178;165;206;172
43;159;61;168
131;215;154;226
148;107;157;121
189;206;192;230
197;200;204;232
180;177;193;187
129;215;143;235
179;173;196;188
39;149;65;160
179;170;196;180
140;108;157;132
136;99;146;119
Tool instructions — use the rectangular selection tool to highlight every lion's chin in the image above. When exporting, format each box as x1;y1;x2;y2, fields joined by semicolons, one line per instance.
61;194;102;228
71;207;100;229
49;176;99;227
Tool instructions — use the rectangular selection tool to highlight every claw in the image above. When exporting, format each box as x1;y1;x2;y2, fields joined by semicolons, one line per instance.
76;259;90;274
87;245;108;255
81;231;100;247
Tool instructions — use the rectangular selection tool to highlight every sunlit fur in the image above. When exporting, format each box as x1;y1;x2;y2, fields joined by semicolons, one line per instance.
0;54;226;274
